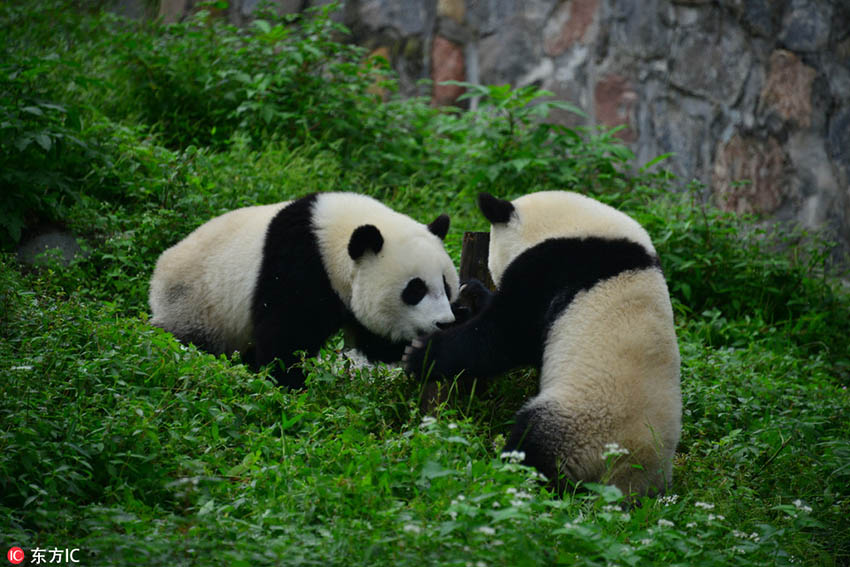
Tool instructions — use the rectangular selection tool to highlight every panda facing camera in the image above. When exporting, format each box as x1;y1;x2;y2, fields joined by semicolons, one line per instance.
405;191;682;498
149;192;459;388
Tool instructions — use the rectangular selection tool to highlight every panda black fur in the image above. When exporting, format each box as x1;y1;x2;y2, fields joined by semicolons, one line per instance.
405;191;681;497
150;192;459;388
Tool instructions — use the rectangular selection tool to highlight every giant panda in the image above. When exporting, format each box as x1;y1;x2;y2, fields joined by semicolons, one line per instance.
150;192;460;388
404;191;681;497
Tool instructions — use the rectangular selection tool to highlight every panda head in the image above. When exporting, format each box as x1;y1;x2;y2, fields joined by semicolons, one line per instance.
478;191;657;285
346;214;459;342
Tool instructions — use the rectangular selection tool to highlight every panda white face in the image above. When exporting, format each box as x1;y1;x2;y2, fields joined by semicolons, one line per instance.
351;234;458;342
349;235;458;341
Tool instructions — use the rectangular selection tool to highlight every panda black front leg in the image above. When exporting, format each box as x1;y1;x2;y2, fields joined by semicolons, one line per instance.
404;293;536;383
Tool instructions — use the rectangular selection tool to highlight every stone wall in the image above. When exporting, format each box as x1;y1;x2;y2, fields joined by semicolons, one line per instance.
147;0;850;256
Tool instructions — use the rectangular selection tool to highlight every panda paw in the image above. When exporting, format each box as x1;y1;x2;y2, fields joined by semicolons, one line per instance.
403;336;434;378
402;338;425;364
451;279;493;325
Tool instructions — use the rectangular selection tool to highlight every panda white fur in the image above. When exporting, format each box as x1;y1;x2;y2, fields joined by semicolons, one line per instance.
150;192;459;388
405;191;681;497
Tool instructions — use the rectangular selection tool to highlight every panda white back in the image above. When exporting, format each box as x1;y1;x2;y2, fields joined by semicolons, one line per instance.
149;202;289;353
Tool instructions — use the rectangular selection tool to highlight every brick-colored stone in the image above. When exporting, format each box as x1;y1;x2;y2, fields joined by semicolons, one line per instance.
543;0;599;57
713;134;788;215
431;35;466;106
158;0;190;23
437;0;465;24
760;49;817;128
593;74;637;142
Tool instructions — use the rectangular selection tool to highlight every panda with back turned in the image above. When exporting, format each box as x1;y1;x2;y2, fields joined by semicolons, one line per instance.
150;192;460;388
405;191;682;497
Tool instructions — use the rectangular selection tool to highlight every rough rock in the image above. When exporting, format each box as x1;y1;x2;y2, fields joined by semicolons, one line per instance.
432;35;466;105
607;0;671;59
759;50;817;128
543;0;599;56
478;23;540;86
438;0;466;23
723;0;782;38
158;0;190;23
647;94;712;180
779;0;832;53
713;134;788;215
16;229;86;267
593;74;637;142
466;0;517;36
670;14;752;105
828;105;850;183
357;0;429;36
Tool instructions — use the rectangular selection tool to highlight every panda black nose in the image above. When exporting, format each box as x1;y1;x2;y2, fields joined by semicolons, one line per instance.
436;321;453;330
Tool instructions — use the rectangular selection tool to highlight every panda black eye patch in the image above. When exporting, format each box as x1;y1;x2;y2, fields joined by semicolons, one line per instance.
402;277;428;305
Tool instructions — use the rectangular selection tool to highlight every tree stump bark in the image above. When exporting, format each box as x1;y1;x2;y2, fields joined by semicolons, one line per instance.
459;231;495;290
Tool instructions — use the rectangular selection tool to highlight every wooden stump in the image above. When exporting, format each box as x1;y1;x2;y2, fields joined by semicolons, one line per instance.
459;231;495;290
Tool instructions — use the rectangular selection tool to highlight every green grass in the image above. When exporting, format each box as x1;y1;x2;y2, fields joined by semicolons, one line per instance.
2;2;849;565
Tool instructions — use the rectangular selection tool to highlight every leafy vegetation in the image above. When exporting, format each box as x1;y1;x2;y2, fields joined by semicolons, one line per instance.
1;2;849;566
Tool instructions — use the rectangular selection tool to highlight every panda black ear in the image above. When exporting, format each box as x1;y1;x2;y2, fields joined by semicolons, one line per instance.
478;193;515;224
427;214;450;240
348;224;384;260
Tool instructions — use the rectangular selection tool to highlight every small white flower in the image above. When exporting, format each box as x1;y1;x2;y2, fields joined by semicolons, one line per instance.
639;538;653;546
732;530;747;539
476;526;496;536
792;499;813;513
657;519;674;528
686;522;697;529
448;422;458;430
707;514;725;522
403;523;421;534
476;562;487;567
659;494;679;506
506;487;517;495
421;416;436;427
492;501;501;508
601;442;630;459
457;494;465;501
500;450;526;463
694;501;715;510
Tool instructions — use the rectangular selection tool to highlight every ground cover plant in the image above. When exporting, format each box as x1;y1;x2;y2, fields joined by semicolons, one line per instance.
1;2;849;565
